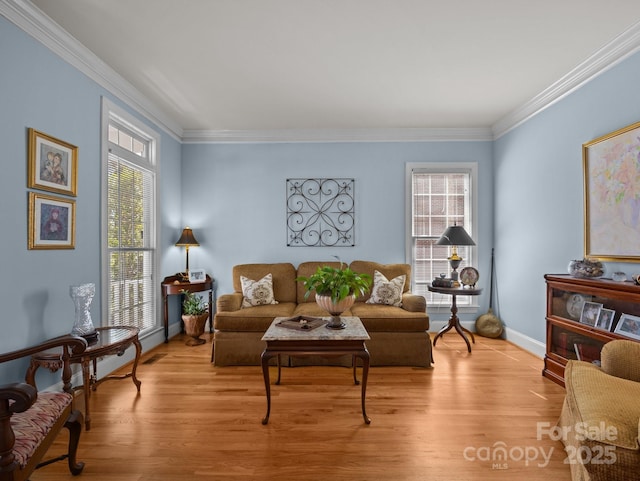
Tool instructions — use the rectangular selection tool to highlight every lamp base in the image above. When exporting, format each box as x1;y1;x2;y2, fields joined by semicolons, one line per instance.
448;257;462;282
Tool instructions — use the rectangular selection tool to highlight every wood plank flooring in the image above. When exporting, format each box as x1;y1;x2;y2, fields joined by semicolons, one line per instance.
35;332;571;480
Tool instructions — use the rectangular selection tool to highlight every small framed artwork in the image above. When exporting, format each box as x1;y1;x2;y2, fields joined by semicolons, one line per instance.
614;313;640;341
579;301;602;327
28;128;78;196
28;192;75;249
188;268;206;283
595;308;615;331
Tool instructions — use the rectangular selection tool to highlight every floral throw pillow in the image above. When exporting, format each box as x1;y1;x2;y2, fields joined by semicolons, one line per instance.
241;273;279;308
366;270;405;307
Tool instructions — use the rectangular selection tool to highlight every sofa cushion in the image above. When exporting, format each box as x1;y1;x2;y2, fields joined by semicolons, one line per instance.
11;391;72;469
293;302;352;318
350;302;429;331
233;263;297;303
215;302;297;331
366;270;405;307
349;261;411;302
241;273;278;308
564;360;640;450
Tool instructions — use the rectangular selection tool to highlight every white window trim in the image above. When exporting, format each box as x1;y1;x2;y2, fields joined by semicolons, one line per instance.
100;97;161;334
405;162;479;310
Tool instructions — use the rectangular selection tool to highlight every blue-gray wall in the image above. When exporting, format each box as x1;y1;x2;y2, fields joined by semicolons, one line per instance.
0;16;182;381
494;50;640;347
181;141;494;328
3;8;640;372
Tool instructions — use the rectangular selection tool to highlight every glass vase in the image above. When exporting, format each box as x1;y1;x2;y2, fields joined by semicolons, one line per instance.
70;283;97;340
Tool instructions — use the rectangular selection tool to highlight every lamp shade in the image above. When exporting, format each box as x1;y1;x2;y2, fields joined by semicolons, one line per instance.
175;227;200;247
436;224;475;246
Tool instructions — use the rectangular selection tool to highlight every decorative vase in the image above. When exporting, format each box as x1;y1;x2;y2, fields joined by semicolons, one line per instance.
182;313;208;346
315;294;355;329
70;283;98;342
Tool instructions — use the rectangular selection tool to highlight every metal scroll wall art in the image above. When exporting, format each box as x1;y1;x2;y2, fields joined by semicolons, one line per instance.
286;178;355;247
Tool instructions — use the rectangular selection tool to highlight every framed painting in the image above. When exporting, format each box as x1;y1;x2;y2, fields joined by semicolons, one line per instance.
583;121;640;261
28;192;75;249
28;128;78;196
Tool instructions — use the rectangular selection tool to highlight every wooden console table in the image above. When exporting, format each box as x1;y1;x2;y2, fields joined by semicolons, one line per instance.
428;284;483;353
28;326;142;430
161;274;214;343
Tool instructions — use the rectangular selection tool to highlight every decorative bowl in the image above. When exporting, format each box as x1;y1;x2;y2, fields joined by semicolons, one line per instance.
567;258;604;278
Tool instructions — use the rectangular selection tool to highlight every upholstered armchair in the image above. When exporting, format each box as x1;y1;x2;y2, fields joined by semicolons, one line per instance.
559;339;640;481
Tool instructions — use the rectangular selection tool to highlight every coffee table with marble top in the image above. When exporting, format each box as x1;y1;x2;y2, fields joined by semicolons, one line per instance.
260;315;371;425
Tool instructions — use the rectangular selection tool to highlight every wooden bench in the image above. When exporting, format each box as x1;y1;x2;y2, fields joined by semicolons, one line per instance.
0;335;87;481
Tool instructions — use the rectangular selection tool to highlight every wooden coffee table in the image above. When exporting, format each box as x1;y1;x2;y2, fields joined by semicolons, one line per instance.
260;316;371;425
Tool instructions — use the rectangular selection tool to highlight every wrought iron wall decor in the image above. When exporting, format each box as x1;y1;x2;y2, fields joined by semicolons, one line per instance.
286;178;355;247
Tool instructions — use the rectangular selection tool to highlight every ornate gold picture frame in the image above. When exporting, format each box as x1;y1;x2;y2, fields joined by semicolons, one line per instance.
583;120;640;261
28;128;78;196
28;192;76;250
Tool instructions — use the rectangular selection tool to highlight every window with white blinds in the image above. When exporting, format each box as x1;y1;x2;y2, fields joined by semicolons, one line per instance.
407;165;476;306
102;99;158;333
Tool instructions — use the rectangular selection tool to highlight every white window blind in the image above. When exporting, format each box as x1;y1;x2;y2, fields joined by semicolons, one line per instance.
409;168;474;306
104;113;157;333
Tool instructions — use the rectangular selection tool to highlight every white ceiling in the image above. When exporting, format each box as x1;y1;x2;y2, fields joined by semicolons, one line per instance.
25;0;640;139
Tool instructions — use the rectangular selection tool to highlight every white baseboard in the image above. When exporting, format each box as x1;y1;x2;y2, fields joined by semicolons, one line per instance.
502;327;546;359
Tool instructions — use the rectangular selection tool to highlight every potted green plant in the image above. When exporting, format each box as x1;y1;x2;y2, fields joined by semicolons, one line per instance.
297;261;372;329
181;290;209;346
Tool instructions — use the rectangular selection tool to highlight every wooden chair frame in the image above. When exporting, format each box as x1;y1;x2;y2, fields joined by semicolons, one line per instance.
0;335;87;481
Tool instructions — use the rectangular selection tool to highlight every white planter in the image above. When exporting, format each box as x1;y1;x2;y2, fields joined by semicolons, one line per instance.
316;294;355;329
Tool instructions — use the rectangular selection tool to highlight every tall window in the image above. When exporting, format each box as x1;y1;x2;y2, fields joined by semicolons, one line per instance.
102;99;159;334
407;164;476;306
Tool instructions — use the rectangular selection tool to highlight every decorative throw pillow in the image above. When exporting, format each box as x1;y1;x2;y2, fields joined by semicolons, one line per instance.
241;273;279;308
366;270;405;307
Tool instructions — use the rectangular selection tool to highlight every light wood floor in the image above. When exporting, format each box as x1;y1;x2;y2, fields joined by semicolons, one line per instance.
35;332;571;481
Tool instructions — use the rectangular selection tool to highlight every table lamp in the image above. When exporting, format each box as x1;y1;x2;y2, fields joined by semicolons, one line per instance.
175;226;200;280
436;223;475;282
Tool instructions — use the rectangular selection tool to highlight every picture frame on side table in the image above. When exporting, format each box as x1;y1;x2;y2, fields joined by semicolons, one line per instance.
28;128;78;196
579;301;602;327
583;120;640;261
28;192;75;249
595;308;615;331
189;268;206;283
614;313;640;341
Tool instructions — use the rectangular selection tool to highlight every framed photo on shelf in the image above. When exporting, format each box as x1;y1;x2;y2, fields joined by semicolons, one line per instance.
188;268;206;283
614;314;640;341
583;120;640;261
579;301;602;327
28;128;77;196
596;308;615;331
28;192;75;249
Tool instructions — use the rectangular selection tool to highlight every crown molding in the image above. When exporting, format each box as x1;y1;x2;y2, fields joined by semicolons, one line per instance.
4;0;640;144
181;127;494;144
0;0;184;141
492;20;640;139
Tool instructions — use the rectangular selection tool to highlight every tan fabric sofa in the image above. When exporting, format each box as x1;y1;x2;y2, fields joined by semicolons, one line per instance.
559;340;640;481
212;260;431;367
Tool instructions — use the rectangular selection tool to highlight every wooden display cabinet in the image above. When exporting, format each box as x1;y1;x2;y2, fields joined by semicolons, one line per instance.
543;274;640;387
